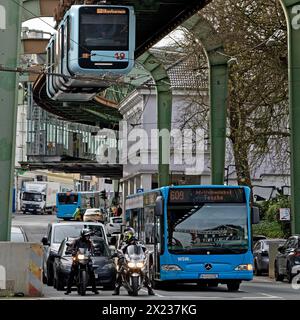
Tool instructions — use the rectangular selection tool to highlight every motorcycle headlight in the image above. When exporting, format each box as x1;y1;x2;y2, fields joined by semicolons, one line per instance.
77;254;85;260
128;262;136;268
136;262;144;268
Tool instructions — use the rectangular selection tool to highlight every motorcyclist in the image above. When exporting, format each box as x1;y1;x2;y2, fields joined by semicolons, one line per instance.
65;228;99;295
112;227;155;296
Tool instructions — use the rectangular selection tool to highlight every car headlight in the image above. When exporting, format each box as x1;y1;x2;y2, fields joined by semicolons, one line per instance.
128;262;136;268
161;264;182;271
234;264;253;271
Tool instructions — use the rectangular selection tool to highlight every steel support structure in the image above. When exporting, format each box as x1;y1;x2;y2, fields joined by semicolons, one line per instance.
280;0;300;234
137;52;172;187
0;0;22;240
183;15;229;185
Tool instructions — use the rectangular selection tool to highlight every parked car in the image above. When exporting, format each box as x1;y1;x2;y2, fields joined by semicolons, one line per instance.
53;236;116;291
274;235;300;282
253;235;267;246
253;239;285;275
41;221;108;286
105;217;123;236
10;226;28;242
83;208;104;223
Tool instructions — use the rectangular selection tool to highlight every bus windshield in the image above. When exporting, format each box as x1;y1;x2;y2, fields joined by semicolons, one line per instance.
167;203;248;254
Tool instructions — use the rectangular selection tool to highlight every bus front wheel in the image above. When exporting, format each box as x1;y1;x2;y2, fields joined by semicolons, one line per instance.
227;281;240;292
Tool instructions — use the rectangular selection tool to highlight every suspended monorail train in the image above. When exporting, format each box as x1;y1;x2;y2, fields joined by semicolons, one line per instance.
46;5;136;101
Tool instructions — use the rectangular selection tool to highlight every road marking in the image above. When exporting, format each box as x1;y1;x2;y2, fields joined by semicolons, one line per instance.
140;289;165;297
242;292;283;299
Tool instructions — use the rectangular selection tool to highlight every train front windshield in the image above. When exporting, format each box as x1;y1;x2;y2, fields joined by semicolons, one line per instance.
80;10;129;50
167;188;249;255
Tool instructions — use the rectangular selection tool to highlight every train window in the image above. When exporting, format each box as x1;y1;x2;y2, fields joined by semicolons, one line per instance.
79;13;129;50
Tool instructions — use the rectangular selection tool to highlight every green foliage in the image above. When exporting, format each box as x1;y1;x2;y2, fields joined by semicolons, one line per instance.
253;195;291;238
252;220;285;239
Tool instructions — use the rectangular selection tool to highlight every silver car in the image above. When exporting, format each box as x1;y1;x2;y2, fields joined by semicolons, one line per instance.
41;221;108;286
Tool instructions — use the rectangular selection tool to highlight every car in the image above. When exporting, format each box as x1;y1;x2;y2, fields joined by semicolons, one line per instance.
274;235;300;283
53;236;116;291
105;217;123;236
253;239;285;276
83;208;104;223
253;234;267;246
10;226;28;242
41;221;108;286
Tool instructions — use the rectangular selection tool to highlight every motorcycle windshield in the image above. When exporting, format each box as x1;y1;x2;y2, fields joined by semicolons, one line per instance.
126;245;145;260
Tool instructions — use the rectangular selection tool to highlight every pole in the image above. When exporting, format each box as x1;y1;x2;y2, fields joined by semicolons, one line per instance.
280;0;300;234
0;0;22;240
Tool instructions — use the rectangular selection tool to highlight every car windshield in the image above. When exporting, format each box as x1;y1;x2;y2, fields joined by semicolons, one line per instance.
167;203;249;254
53;225;104;243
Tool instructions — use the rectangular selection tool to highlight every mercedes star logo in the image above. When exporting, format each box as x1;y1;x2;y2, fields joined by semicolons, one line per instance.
205;263;212;270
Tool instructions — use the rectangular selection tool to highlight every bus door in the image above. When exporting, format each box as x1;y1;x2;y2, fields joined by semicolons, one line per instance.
153;214;162;279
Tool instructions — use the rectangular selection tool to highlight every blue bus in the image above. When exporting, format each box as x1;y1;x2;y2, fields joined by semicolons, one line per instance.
56;191;100;220
125;185;259;291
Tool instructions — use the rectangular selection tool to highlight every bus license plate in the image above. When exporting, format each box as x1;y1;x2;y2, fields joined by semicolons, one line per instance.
200;274;218;279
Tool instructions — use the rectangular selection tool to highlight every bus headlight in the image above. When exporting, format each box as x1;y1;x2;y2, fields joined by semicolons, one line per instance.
161;265;182;271
234;264;253;271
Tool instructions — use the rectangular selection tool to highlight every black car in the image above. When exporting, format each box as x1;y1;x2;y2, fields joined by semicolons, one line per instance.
253;239;285;276
53;237;116;291
274;235;300;282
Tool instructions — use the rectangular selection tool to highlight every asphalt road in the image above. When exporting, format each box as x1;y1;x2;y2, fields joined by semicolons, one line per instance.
11;213;300;300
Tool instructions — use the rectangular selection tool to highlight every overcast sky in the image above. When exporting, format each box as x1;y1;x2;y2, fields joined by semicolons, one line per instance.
22;17;56;34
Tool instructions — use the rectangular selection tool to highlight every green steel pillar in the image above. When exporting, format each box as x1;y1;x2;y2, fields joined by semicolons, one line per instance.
210;64;228;184
182;15;229;185
280;0;300;234
137;52;172;187
0;0;22;240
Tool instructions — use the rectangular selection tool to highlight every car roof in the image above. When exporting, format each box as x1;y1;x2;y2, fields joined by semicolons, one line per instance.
49;221;105;227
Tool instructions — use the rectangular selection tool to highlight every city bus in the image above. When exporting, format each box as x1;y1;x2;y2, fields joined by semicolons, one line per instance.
125;185;259;291
56;191;100;220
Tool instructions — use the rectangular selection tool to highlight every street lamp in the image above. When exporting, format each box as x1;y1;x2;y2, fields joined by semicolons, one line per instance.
224;165;236;185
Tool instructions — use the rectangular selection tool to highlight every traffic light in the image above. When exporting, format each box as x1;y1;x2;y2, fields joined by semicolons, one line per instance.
100;190;107;200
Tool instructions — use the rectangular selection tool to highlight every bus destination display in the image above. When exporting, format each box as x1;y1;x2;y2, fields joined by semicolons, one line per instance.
168;188;245;204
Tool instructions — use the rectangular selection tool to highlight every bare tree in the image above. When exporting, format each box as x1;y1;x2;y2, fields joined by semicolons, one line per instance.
176;0;289;190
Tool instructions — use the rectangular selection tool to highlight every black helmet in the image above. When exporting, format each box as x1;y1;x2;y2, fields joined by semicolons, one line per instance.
80;228;92;239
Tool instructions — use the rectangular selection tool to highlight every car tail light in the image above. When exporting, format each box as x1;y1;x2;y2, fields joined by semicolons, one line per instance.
294;250;300;257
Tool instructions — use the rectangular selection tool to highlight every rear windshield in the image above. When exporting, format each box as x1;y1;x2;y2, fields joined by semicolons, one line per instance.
58;194;78;205
53;224;104;243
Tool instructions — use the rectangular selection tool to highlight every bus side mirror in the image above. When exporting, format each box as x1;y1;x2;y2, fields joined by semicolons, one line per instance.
155;196;163;216
251;207;260;224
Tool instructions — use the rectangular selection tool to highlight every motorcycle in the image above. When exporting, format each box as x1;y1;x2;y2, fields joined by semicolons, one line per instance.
118;244;148;296
73;248;96;296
